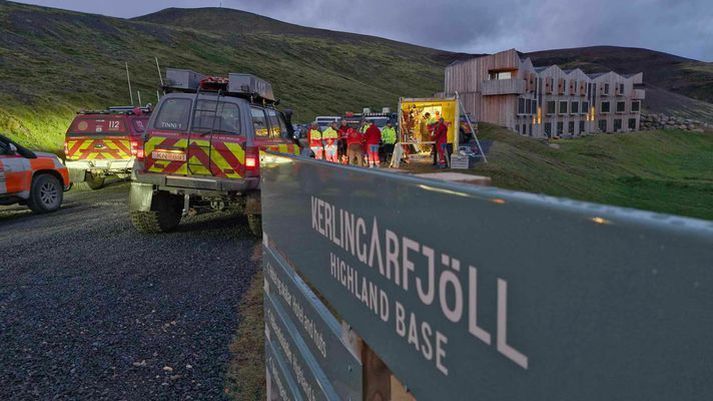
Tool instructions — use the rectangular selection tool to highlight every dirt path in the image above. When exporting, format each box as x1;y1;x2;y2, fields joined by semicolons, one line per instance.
0;183;259;400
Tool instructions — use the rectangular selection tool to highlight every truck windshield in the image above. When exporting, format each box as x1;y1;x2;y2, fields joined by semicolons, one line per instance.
367;117;389;128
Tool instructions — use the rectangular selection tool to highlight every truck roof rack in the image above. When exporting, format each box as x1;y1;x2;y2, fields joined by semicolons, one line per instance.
77;105;152;115
163;68;277;104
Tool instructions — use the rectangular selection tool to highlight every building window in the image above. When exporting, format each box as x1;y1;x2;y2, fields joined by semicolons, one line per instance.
557;121;563;135
545;122;552;137
614;119;622;131
489;71;512;80
518;98;526;114
571;101;579;114
601;101;610;113
529;124;533;137
581;101;589;114
598;119;607;132
628;118;637;130
579;120;585;133
616;101;626;113
546;101;556;115
604;83;610;95
568;121;575;134
631;101;640;112
559;101;568;114
619;83;624;94
526;99;532;114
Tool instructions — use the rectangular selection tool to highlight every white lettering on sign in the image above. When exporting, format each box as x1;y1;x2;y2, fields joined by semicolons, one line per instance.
267;262;327;359
312;196;529;373
267;307;317;401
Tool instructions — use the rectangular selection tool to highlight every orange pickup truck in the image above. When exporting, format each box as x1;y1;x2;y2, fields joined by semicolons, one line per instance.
0;134;70;213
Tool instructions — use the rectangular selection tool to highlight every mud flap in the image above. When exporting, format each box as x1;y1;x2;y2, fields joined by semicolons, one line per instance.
69;168;86;183
129;182;154;212
245;192;262;215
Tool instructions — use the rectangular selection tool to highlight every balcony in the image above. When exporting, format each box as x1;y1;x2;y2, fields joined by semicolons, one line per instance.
481;78;525;96
633;89;645;99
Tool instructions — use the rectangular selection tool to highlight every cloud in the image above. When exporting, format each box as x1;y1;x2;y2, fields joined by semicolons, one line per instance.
14;0;713;60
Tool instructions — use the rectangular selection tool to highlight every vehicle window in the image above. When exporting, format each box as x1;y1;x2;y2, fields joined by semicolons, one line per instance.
265;109;286;139
0;140;9;155
193;100;241;135
251;107;269;137
132;118;148;134
154;98;191;131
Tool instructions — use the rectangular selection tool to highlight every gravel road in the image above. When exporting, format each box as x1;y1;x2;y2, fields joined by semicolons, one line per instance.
0;182;260;400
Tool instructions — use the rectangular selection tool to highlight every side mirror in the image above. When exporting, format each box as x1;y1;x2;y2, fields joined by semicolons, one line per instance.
8;143;18;154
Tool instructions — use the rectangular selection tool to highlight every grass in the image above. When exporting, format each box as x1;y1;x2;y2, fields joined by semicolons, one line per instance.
0;2;444;153
225;270;266;401
465;124;713;220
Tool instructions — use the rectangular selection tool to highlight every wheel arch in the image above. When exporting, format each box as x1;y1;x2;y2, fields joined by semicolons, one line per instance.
33;169;66;187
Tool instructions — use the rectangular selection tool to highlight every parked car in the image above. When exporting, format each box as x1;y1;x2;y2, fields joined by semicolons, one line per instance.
0;134;70;213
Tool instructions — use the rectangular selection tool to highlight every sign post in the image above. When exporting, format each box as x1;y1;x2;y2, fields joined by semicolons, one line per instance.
261;154;713;401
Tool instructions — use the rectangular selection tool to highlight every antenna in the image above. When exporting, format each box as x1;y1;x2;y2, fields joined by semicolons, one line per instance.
155;57;164;87
137;90;142;106
125;62;134;106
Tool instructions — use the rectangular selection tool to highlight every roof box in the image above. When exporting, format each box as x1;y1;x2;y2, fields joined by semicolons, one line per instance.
166;68;206;90
228;73;275;102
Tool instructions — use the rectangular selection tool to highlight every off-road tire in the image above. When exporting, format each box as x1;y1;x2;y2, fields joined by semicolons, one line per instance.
130;192;183;233
27;174;63;213
85;173;105;190
247;214;262;237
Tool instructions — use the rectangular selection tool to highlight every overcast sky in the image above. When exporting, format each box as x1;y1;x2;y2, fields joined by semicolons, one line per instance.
15;0;713;61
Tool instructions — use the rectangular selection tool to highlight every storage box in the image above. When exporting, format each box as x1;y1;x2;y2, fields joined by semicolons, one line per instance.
165;68;205;90
228;73;275;102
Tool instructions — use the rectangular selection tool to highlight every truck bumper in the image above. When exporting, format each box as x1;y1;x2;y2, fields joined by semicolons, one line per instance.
66;159;135;182
132;171;255;193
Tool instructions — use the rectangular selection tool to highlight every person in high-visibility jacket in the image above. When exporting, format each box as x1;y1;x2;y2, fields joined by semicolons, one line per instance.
364;121;382;168
322;122;339;163
308;123;324;159
380;121;397;164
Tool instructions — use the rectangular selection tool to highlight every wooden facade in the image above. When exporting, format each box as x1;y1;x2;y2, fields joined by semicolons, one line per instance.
445;49;645;138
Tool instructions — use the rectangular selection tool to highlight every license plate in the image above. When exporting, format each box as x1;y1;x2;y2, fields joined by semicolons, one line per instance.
152;150;186;162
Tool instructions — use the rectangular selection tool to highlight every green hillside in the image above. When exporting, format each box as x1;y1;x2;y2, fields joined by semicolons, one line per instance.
471;125;713;220
0;2;448;152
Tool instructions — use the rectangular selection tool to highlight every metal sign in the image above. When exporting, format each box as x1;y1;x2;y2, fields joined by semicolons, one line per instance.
264;241;362;401
261;153;713;401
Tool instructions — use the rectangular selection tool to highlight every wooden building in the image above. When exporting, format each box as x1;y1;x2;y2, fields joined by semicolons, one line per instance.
444;49;646;137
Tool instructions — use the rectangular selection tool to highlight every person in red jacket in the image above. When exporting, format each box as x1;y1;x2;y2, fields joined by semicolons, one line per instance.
337;120;350;164
364;121;382;168
346;127;364;167
432;118;449;168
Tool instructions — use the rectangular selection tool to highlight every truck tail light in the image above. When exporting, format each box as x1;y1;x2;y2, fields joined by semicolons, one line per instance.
245;155;257;168
245;146;259;176
130;138;144;160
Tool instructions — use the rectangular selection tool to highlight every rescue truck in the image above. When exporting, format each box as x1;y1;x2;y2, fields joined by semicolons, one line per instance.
129;68;300;235
0;134;70;213
64;106;151;189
